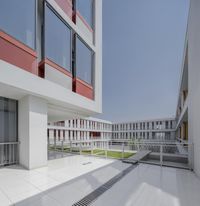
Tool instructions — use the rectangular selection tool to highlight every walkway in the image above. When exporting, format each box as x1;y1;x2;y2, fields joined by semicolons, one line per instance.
0;155;115;206
93;164;200;206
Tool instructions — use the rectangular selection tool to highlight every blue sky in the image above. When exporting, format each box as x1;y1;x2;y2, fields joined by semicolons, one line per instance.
96;0;190;122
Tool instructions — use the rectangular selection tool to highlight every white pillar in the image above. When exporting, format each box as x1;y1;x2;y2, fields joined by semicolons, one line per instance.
77;131;80;140
77;119;80;128
18;95;47;170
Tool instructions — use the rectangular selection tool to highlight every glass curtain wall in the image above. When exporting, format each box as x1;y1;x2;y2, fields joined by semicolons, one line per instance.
76;0;93;29
0;0;36;49
0;97;18;165
45;4;71;72
0;97;18;143
75;36;93;85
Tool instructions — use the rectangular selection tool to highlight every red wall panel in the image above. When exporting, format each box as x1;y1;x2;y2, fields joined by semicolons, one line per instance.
0;31;37;75
73;77;94;100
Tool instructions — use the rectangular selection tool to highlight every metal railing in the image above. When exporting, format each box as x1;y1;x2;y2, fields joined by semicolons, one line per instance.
0;142;19;166
48;138;191;169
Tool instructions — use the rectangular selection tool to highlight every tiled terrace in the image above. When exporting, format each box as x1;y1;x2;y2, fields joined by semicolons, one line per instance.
0;155;115;206
0;154;200;206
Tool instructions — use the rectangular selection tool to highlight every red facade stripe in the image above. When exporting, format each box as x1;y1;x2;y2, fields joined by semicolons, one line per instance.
0;31;38;75
0;31;37;57
73;77;94;100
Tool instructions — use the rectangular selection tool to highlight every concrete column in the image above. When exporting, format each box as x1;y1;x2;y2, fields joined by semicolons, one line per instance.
64;120;67;127
145;132;147;140
87;131;90;140
77;119;80;128
18;95;47;170
60;130;63;141
65;130;69;141
70;130;73;140
77;131;80;140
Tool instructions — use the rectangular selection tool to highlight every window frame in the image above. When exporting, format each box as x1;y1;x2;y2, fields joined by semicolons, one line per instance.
74;34;94;85
0;97;18;143
75;0;94;30
44;2;72;73
0;0;37;50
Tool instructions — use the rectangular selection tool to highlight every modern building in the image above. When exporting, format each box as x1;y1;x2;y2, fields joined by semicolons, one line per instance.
112;118;176;142
0;0;102;169
48;117;112;149
49;117;176;150
175;0;200;177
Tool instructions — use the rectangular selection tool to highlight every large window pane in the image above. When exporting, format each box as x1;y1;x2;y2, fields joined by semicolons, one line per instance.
0;97;18;143
76;0;93;28
0;0;36;49
45;5;71;72
76;36;93;85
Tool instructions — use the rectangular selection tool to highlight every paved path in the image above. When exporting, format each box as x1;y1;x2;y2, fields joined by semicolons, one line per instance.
15;161;130;206
0;155;114;206
93;163;200;206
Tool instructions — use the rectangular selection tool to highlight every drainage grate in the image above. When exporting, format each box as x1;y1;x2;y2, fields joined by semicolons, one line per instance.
82;162;92;165
72;164;137;206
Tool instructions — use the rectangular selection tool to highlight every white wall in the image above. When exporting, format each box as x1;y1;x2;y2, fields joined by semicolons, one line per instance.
45;64;72;90
19;95;47;169
188;0;200;177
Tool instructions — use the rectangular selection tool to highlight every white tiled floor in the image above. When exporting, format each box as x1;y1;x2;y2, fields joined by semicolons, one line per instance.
1;156;200;206
0;155;115;206
94;164;200;206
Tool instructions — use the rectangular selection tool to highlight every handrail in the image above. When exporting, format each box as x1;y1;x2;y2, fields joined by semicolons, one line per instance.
0;142;19;145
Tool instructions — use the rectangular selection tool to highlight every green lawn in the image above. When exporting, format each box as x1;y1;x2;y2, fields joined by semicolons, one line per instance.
82;149;135;159
49;146;135;159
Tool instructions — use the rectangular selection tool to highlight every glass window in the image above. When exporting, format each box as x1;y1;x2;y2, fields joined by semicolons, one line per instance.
0;0;36;49
45;5;71;72
76;36;93;85
0;97;18;143
76;0;93;28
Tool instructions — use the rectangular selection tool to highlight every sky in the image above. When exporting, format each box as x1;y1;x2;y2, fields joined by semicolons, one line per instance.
96;0;190;123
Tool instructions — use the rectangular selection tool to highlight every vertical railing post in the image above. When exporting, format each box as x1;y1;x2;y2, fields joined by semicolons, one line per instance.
61;140;64;157
105;141;108;158
122;142;124;159
70;140;72;153
61;140;64;153
47;136;50;151
54;136;56;151
137;142;140;152
17;142;19;164
91;140;94;155
160;144;163;166
80;141;82;155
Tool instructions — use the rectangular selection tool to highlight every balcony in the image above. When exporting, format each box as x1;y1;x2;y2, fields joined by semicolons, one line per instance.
0;143;199;206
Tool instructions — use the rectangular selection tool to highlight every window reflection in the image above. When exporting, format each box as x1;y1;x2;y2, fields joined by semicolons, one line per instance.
76;0;93;29
45;5;71;71
76;36;93;85
0;0;36;49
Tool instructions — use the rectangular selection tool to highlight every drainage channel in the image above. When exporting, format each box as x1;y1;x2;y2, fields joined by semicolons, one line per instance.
72;163;137;206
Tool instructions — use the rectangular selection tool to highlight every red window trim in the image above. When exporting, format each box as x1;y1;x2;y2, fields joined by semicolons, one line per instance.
39;58;72;78
0;31;37;58
74;77;93;89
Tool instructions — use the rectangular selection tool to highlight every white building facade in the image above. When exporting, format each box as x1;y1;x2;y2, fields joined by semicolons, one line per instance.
175;0;200;177
112;118;176;142
48;118;112;149
0;0;102;169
